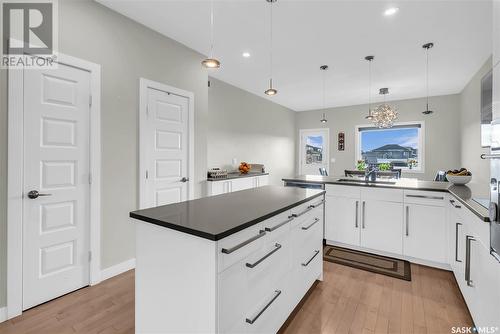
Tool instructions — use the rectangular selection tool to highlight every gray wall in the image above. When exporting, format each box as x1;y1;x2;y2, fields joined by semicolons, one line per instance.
295;94;462;181
0;0;209;306
459;58;492;197
207;78;296;185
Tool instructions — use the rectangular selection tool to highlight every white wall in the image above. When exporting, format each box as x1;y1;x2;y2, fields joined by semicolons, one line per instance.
0;0;210;306
207;77;296;185
460;57;492;197
295;94;462;181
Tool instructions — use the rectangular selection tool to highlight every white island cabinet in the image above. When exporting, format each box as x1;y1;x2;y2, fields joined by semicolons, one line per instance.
131;186;324;334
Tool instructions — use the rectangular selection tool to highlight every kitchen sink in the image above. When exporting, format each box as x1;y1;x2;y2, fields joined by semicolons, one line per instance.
336;178;397;185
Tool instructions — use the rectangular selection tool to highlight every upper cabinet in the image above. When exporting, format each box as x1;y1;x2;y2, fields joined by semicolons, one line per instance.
494;0;500;68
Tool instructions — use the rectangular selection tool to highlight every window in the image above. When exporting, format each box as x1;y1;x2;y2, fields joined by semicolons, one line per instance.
355;122;424;172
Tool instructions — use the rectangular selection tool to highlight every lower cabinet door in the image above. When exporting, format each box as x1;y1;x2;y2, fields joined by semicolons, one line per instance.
231;177;256;192
403;204;447;263
325;195;360;245
360;199;403;254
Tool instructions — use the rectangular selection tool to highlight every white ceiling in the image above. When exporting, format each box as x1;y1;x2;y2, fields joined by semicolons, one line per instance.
97;0;492;111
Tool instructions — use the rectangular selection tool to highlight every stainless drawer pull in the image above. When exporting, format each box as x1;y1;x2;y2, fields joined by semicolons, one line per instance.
246;243;281;268
221;230;266;254
406;194;444;200
455;223;462;262
308;199;325;208
246;290;282;324
361;201;366;229
301;218;320;230
465;235;475;287
292;206;313;218
302;250;320;267
449;199;455;204
265;217;293;232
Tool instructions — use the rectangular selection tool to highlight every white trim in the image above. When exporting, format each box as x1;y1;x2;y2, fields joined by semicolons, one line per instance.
298;128;330;176
0;307;7;323
7;53;102;319
354;121;426;173
100;258;136;282
139;78;195;209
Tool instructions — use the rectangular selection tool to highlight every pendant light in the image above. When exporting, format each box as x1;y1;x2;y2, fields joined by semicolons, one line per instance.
201;0;221;69
264;0;277;96
364;55;375;120
422;42;434;115
320;65;328;123
372;88;398;128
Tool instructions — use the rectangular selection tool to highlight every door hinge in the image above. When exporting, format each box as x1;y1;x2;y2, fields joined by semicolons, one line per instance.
89;95;92;107
145;170;149;179
88;251;92;262
89;173;93;184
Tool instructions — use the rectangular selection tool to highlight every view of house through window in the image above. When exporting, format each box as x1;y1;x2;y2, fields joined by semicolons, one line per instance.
357;123;423;171
306;135;324;164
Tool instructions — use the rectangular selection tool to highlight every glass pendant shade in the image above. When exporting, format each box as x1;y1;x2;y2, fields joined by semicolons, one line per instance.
201;58;220;69
264;79;277;96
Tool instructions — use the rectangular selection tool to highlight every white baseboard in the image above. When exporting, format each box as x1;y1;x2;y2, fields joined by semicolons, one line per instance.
0;307;7;323
100;258;136;282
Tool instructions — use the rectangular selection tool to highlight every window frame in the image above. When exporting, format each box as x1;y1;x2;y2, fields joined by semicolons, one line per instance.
354;121;425;173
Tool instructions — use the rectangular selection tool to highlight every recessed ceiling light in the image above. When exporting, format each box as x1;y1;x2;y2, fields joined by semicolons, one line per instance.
384;7;399;16
242;52;251;58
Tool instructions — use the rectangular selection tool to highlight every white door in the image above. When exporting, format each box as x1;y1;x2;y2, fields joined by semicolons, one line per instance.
325;196;360;246
143;88;189;207
360;200;403;254
403;204;447;263
299;129;329;175
23;64;91;309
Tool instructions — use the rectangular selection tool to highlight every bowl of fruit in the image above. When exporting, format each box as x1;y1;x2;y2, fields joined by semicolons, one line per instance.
239;162;251;174
446;168;472;185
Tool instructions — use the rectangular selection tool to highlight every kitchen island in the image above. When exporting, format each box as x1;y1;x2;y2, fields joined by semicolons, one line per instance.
130;186;325;334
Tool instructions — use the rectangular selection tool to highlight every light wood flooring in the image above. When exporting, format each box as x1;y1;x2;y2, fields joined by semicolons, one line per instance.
0;262;472;334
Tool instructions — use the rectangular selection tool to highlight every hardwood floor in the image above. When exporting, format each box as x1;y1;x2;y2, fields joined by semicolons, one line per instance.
0;262;472;334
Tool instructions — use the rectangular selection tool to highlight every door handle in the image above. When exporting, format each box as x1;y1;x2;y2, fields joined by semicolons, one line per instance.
465;235;475;287
361;201;366;229
405;206;409;236
455;223;462;262
355;201;359;228
180;177;189;183
27;190;52;199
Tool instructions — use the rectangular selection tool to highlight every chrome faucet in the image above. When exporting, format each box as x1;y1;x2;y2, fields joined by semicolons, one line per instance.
365;166;378;182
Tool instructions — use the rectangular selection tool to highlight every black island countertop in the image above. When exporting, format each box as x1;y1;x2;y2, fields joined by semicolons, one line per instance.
282;175;490;222
130;186;325;241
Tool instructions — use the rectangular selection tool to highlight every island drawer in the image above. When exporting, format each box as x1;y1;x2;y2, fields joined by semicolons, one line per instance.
404;190;446;206
290;197;324;228
261;210;293;242
218;233;290;333
218;223;265;273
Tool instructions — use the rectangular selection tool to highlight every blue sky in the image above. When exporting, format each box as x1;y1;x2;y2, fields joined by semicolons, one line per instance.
306;135;323;148
361;128;418;152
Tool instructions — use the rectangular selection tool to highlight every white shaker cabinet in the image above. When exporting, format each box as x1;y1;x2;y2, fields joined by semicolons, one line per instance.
360;199;403;254
325;195;360;246
403;191;447;264
207;174;269;196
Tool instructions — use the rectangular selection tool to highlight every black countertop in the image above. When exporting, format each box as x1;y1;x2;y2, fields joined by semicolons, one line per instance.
207;172;269;181
130;186;325;241
282;175;490;222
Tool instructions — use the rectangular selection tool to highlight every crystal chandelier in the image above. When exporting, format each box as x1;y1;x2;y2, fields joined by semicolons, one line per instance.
372;88;398;128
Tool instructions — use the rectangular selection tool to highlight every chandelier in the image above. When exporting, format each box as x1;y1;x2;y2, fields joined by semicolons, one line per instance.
372;88;398;128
